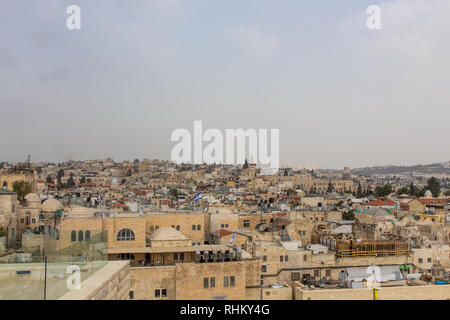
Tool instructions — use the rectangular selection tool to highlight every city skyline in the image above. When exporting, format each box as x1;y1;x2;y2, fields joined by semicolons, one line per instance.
1;0;449;169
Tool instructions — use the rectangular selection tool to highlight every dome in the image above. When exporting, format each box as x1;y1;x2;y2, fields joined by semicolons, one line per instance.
41;198;63;212
24;193;40;203
68;206;95;217
150;227;188;241
424;190;433;198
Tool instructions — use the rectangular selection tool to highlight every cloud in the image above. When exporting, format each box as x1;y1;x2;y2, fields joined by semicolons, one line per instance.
224;26;279;58
338;0;450;66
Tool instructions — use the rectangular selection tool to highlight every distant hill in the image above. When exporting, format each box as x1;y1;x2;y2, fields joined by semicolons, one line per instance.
352;161;450;176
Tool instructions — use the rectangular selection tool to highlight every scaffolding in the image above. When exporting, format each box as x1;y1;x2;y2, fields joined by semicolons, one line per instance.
336;240;409;258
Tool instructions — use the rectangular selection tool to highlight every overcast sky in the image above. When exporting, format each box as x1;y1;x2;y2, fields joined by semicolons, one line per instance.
1;0;449;169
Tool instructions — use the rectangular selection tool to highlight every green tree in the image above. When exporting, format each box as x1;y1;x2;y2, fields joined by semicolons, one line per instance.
79;176;86;184
396;186;409;195
66;176;76;188
243;159;249;169
57;169;65;185
342;210;355;221
12;181;32;200
426;177;440;197
375;184;393;197
357;182;363;198
46;175;54;184
327;180;333;193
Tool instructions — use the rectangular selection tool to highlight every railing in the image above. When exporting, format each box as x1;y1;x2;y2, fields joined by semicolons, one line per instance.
337;249;409;258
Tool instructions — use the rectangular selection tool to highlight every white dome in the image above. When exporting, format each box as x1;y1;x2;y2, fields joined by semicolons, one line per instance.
24;193;40;203
69;206;94;217
41;198;63;212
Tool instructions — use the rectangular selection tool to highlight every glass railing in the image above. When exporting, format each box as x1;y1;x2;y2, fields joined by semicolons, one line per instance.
0;230;108;300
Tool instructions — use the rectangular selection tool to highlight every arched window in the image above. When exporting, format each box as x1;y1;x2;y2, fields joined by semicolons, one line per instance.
171;225;175;229
176;225;180;231
2;181;7;190
192;225;196;231
78;230;83;242
150;226;154;232
197;224;201;231
155;225;159;230
85;230;91;241
71;231;76;242
117;229;135;241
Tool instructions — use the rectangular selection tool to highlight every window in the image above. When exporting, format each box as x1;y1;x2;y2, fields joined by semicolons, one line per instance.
71;231;76;242
418;258;423;263
261;265;267;273
326;269;331;277
155;225;159;230
32;218;36;224
161;289;167;298
243;220;250;227
225;224;229;228
280;256;284;262
291;272;300;281
230;276;235;287
192;225;196;230
174;253;178;261
303;254;307;261
129;291;134;300
221;224;225;228
85;230;90;241
210;277;215;288
263;256;267;262
117;229;135;241
203;278;209;288
285;255;288;262
20;218;24;224
314;270;319;278
180;252;184;260
197;225;201;230
224;276;229;287
155;289;160;298
427;258;432;263
119;253;135;260
150;226;154;232
78;230;83;242
176;225;180;231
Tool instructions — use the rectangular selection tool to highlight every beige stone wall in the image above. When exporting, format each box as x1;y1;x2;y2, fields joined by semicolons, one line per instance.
262;286;292;300
175;261;247;300
145;212;205;244
0;174;35;193
130;266;176;300
295;283;450;300
59;261;130;300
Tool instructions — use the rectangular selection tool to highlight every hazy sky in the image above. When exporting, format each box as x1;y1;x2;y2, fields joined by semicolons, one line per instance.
1;0;449;169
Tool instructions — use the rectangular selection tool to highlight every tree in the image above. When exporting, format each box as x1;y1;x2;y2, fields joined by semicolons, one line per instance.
357;182;363;198
12;181;32;200
396;186;409;195
374;184;393;197
57;169;65;185
66;176;76;188
426;177;440;197
46;175;54;184
342;210;355;221
79;176;86;184
327;180;333;193
126;169;132;177
243;159;249;169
